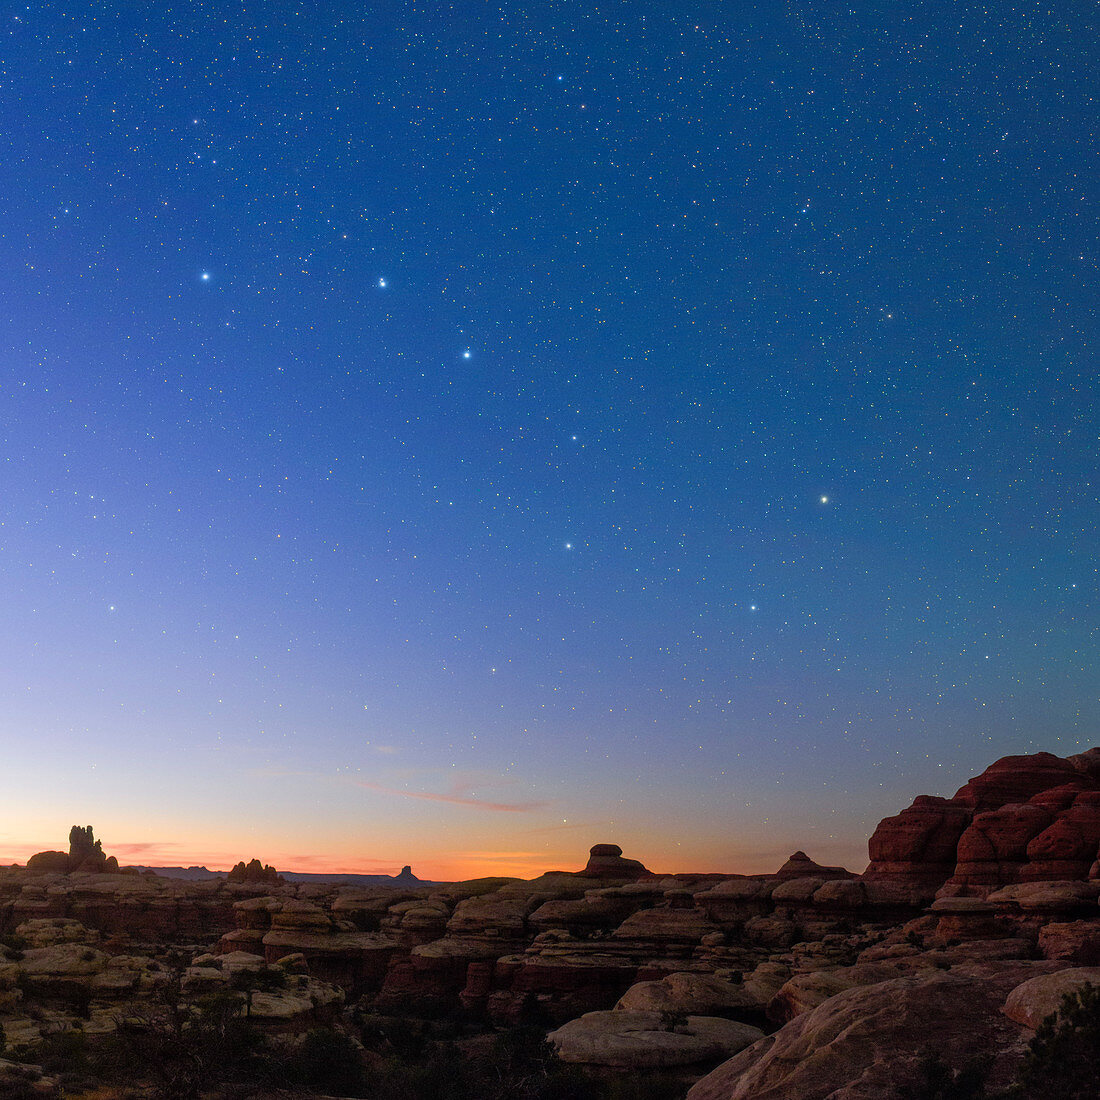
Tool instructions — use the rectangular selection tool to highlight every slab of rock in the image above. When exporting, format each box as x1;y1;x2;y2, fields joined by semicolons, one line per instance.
1002;966;1100;1029
688;968;1047;1100
612;906;720;945
1037;920;1100;964
17;943;109;980
987;880;1100;912
550;1010;764;1069
616;972;763;1016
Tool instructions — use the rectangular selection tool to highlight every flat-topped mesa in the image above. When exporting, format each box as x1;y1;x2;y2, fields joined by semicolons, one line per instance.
582;843;651;881
864;749;1100;894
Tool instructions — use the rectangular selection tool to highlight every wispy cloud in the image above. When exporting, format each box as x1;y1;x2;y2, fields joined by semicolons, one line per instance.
350;779;548;813
109;841;183;857
251;765;549;814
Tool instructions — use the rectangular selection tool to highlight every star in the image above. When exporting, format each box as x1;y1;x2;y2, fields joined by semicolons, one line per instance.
463;350;471;359
200;272;211;282
820;496;829;504
377;277;386;288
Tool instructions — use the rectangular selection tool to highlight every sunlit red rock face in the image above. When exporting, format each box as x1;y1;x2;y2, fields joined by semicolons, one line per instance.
867;750;1100;894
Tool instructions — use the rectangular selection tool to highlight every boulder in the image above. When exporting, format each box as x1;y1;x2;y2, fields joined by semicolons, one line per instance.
767;964;905;1023
1037;921;1100;964
550;1010;764;1069
616;972;763;1016
987;880;1100;912
612;906;721;945
688;967;1052;1100
1002;966;1100;1029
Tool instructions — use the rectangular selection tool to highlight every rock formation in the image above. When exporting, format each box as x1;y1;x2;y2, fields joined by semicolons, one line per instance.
867;751;1100;894
4;748;1100;1099
582;843;652;880
226;858;283;884
25;826;125;876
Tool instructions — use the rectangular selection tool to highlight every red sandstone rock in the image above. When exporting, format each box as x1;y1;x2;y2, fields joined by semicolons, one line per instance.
688;964;1057;1100
1001;966;1100;1029
1022;791;1100;880
1068;747;1100;782
773;852;853;880
616;972;764;1016
1037;921;1100;964
582;844;651;880
25;851;70;875
949;803;1053;888
952;752;1085;810
550;1010;764;1070
227;858;283;884
865;795;972;885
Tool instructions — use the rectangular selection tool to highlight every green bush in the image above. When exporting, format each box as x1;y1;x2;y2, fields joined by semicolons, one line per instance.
1013;982;1100;1100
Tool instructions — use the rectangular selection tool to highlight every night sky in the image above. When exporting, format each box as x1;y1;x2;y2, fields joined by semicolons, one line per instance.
1;2;1096;879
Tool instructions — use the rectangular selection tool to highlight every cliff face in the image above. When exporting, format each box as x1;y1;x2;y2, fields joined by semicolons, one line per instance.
866;749;1100;893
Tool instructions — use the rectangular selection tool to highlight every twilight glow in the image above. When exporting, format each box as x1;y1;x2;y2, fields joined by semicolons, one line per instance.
1;3;1095;881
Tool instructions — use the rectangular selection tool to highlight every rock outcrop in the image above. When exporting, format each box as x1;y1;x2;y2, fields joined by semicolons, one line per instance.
582;844;651;880
688;967;1044;1100
550;1010;764;1070
867;751;1100;894
25;827;126;876
226;858;283;885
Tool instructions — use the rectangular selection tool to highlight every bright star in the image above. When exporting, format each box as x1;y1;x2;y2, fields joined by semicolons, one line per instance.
463;350;471;359
820;496;829;504
378;277;386;288
565;542;572;549
200;272;211;282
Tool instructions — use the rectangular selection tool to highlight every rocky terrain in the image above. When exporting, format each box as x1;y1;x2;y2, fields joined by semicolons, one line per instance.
2;748;1100;1097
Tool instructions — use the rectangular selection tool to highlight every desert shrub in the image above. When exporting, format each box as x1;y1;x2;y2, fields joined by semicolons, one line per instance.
288;1027;370;1097
0;933;26;960
13;1028;95;1090
1012;982;1100;1100
227;966;286;993
0;1074;45;1100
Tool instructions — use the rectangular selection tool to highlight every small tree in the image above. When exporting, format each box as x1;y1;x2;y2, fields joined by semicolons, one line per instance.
1014;982;1100;1100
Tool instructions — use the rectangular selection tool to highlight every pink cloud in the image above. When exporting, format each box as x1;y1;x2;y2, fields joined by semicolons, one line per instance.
109;841;183;857
351;779;548;813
